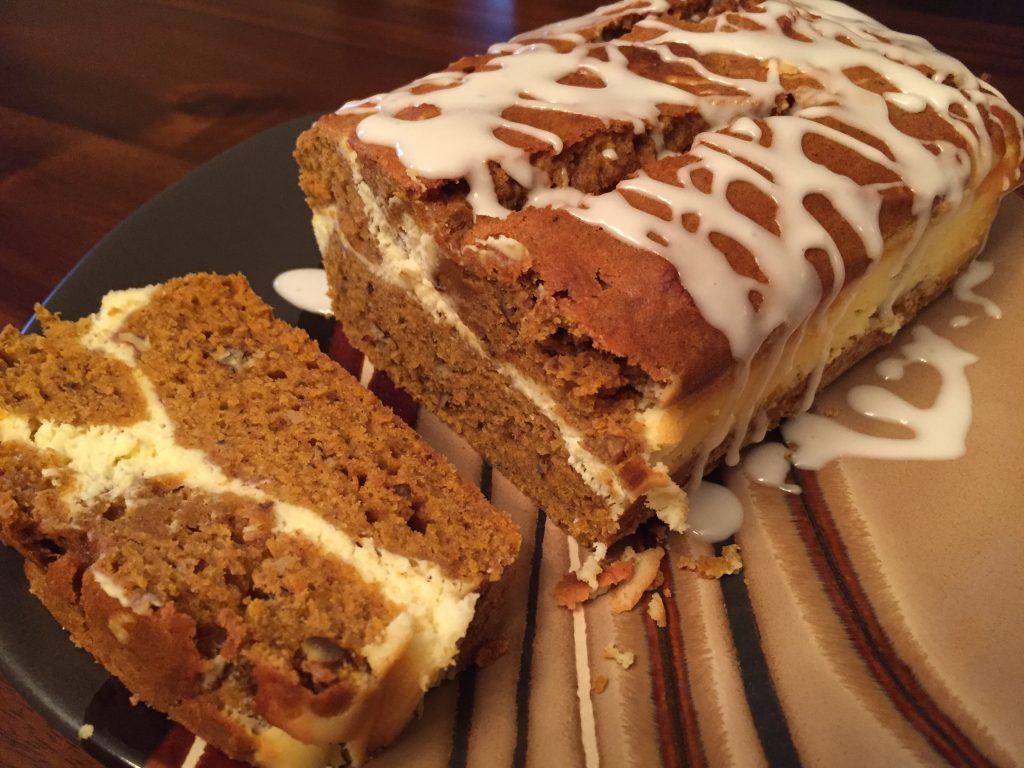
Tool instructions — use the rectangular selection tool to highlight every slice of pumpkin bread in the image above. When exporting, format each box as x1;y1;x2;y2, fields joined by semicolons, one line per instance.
0;273;520;766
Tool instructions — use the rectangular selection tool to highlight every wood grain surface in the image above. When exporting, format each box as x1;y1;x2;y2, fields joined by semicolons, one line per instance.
0;1;1021;767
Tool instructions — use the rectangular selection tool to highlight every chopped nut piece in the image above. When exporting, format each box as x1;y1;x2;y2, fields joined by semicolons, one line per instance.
213;346;251;370
107;613;134;644
556;546;667;612
115;332;150;353
591;674;609;694
647;593;667;628
599;557;636;589
603;643;636;670
678;543;743;579
302;636;347;663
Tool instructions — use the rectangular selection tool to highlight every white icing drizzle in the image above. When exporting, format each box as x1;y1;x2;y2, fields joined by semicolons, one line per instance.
528;186;588;209
350;1;786;218
501;0;671;47
782;325;978;468
742;442;801;494
953;259;1002;319
686;480;745;542
564;0;1005;415
343;0;1020;331
273;268;332;316
875;357;905;381
949;314;974;328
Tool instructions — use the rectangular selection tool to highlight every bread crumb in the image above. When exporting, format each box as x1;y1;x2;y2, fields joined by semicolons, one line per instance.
591;674;609;694
554;556;635;610
78;723;95;740
555;545;666;614
575;543;609;588
603;643;636;670
647;593;667;628
678;543;743;579
554;574;594;610
610;547;664;613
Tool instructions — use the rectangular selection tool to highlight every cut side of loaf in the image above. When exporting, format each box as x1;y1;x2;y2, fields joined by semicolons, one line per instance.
295;0;1024;547
0;273;520;766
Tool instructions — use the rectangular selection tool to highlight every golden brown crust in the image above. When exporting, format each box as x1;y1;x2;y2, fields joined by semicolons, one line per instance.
468;208;735;389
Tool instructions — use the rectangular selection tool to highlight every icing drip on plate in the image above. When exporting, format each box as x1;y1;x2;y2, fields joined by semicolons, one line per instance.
953;259;1002;319
779;249;1004;472
687;480;745;542
734;241;1006;505
273;268;331;316
949;315;974;329
782;325;978;468
742;442;801;494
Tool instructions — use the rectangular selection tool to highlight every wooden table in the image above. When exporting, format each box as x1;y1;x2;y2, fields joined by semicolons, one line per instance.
0;1;1021;766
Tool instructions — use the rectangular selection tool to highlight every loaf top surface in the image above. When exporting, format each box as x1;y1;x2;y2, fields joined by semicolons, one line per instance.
310;0;1024;395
